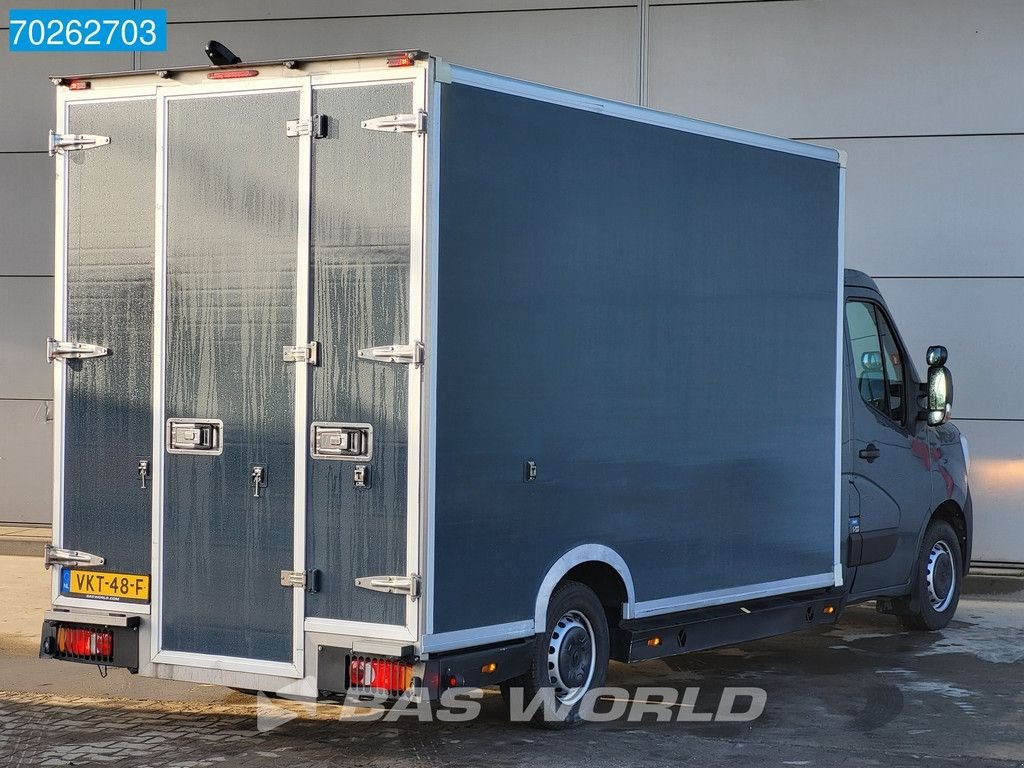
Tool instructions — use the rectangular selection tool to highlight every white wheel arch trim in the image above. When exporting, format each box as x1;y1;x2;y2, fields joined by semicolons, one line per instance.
533;544;637;632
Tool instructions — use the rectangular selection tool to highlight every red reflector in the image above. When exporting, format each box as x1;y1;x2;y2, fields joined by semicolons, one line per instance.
207;69;260;80
68;80;91;91
386;54;415;68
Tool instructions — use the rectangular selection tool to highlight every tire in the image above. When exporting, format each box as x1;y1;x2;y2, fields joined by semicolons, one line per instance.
500;580;610;729
895;520;964;631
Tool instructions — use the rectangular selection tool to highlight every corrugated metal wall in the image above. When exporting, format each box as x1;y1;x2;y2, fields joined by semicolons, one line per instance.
0;1;1019;563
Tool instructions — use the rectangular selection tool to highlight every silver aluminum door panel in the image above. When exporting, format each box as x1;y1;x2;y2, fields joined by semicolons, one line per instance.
58;98;155;590
160;89;300;664
306;81;414;627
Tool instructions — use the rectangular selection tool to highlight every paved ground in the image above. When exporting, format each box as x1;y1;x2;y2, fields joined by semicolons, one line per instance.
0;527;49;558
1;554;1022;767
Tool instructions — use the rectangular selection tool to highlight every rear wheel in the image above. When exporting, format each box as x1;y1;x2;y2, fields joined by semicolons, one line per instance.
896;520;963;631
501;580;609;728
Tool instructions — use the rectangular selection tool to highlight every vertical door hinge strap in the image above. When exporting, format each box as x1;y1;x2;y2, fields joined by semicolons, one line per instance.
361;110;427;135
285;114;327;138
48;130;110;156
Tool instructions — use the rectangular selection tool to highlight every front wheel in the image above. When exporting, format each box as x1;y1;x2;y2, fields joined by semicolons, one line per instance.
896;520;964;631
500;580;609;729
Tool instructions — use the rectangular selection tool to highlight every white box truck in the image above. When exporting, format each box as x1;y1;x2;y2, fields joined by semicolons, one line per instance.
40;50;970;727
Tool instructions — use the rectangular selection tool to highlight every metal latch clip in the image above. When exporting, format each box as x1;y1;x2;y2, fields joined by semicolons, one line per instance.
285;114;327;138
280;569;320;593
283;342;319;365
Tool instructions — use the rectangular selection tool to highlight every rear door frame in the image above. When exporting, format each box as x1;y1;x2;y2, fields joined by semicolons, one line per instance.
50;84;159;616
52;60;429;680
149;75;311;678
301;65;429;645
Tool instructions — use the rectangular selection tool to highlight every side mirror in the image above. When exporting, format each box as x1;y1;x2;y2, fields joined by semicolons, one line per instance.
925;345;952;426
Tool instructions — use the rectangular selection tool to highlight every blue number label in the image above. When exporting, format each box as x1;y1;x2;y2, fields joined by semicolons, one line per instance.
9;9;167;52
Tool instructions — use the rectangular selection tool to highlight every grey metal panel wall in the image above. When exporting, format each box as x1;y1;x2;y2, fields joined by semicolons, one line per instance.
647;0;1024;138
138;8;637;103
0;277;52;400
0;401;52;525
143;1;634;23
432;83;840;633
0;42;130;153
832;136;1024;278
950;420;1024;565
0;154;54;275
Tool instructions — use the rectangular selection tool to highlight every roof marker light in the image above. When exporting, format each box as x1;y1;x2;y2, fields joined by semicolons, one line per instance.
67;80;91;91
386;53;415;68
207;69;260;80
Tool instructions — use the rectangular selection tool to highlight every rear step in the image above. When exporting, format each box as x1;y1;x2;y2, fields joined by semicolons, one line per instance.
610;592;843;663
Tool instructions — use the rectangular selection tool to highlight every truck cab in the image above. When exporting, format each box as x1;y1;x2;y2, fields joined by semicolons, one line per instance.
841;269;971;629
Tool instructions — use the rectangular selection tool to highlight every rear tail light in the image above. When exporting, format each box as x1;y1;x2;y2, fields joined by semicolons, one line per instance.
347;655;414;696
54;625;114;662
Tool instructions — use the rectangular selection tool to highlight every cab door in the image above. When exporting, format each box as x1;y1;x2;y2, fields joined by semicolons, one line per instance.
844;295;931;594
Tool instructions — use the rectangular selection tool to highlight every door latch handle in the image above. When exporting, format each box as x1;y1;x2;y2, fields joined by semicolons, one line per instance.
858;444;881;462
138;459;150;489
251;465;266;497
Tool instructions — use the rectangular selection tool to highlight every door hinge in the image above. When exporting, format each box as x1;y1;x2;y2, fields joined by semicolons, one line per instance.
48;130;110;156
286;114;327;138
282;341;319;365
361;110;427;135
354;573;421;600
357;342;424;367
44;544;105;569
47;337;110;363
280;569;321;593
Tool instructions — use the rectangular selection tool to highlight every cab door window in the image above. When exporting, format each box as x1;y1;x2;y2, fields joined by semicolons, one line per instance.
845;300;906;425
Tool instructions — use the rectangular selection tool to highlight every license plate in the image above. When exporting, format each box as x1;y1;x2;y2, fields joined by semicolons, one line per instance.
61;568;150;603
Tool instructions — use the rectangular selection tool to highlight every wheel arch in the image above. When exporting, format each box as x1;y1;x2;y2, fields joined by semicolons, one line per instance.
927;499;970;574
533;545;636;632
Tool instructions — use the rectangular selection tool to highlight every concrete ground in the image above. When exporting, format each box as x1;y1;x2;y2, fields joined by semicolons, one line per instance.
1;554;1022;767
